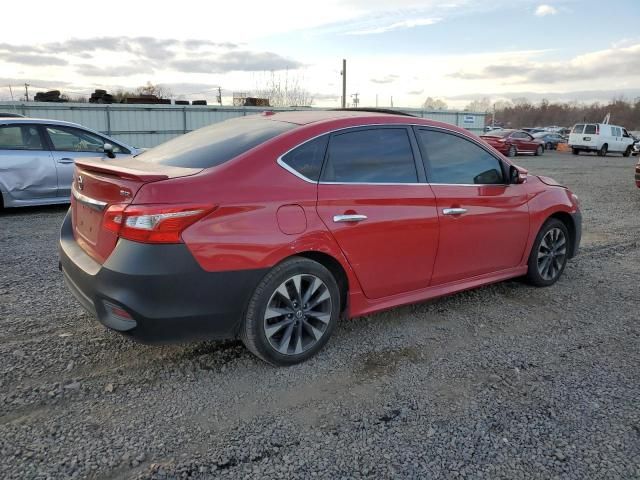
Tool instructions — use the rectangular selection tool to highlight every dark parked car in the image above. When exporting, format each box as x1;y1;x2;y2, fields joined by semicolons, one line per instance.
60;110;581;365
533;132;567;151
480;129;545;157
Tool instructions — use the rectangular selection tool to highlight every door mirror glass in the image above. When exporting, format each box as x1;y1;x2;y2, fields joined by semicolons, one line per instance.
103;143;115;158
509;165;526;184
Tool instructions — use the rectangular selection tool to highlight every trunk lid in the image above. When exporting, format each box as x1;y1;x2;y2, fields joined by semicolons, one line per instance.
71;157;201;263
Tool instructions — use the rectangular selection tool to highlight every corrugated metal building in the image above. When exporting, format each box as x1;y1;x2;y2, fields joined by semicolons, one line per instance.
0;102;486;148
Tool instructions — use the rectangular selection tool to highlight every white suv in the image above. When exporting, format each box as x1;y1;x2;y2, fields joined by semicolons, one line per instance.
569;123;634;157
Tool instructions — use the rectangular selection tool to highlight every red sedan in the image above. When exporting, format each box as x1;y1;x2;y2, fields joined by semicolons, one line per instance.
481;129;545;157
59;110;581;365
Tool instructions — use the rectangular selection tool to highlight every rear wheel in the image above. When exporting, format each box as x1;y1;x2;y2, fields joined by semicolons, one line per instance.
535;145;544;156
546;142;553;151
572;148;580;155
597;144;608;157
241;257;340;366
623;146;632;157
525;219;569;287
507;145;517;157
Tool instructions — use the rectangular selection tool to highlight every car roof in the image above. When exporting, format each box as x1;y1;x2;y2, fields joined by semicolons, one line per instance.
261;109;416;126
0;117;87;128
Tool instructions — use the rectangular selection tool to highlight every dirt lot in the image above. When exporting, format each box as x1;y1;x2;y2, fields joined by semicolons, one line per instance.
1;151;639;479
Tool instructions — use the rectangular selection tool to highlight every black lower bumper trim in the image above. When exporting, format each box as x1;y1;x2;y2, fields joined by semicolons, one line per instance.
59;210;268;343
569;210;582;258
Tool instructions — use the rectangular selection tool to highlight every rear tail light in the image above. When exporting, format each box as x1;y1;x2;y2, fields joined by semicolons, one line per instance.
104;204;215;243
595;125;599;135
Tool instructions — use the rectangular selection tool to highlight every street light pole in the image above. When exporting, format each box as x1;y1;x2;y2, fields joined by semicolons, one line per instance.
341;59;346;108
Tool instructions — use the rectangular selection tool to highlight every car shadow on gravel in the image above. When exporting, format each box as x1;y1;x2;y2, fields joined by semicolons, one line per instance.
0;204;68;217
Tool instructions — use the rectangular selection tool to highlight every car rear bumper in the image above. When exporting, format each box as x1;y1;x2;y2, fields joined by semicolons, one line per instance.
58;210;267;343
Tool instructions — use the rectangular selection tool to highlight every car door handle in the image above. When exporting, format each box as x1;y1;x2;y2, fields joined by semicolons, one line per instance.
333;214;368;223
442;208;467;216
57;158;75;164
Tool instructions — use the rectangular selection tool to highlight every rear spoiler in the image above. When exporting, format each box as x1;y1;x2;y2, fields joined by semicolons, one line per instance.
74;158;201;182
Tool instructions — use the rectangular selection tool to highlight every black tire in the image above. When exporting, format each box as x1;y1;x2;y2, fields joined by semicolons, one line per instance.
546;142;553;151
597;144;608;157
535;145;544;156
572;148;580;155
525;218;570;287
623;146;632;157
241;256;341;366
506;145;517;157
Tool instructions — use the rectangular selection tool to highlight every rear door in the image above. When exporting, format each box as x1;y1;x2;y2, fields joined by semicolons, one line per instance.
316;126;439;299
512;131;537;153
0;123;56;201
415;128;530;285
43;125;130;198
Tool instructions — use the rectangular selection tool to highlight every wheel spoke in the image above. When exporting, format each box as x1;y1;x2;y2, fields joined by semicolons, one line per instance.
265;306;292;320
277;322;295;354
291;275;303;303
302;277;321;304
302;319;323;340
308;288;330;309
294;322;303;354
306;310;331;324
265;318;293;338
275;284;294;307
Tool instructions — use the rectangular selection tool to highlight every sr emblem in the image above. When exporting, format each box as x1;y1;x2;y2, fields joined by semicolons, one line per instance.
77;175;84;191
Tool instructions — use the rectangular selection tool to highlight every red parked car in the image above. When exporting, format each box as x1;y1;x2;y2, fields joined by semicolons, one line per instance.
480;129;545;157
59;110;581;365
636;157;640;187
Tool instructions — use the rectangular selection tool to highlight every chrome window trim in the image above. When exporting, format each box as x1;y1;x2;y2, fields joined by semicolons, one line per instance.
275;122;507;187
71;184;107;211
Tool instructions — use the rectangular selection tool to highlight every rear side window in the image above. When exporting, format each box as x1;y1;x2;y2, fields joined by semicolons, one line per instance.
572;124;585;134
280;135;328;181
0;125;43;150
321;128;417;183
46;126;127;153
136;117;295;168
584;125;597;134
417;129;504;185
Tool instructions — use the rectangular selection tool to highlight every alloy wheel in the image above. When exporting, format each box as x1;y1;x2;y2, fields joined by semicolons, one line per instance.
263;274;332;355
537;227;567;281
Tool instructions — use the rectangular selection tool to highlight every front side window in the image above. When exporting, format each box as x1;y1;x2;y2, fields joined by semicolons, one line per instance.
0;125;43;150
46;126;123;153
280;135;328;181
417;129;505;185
321;128;417;183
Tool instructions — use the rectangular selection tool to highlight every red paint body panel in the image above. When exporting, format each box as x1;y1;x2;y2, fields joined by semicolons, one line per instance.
316;184;439;299
67;111;581;325
481;130;544;155
429;184;530;284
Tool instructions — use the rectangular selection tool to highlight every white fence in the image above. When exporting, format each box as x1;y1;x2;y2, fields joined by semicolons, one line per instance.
0;102;486;148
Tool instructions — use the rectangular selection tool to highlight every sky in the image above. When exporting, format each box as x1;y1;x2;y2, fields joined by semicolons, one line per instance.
1;0;639;109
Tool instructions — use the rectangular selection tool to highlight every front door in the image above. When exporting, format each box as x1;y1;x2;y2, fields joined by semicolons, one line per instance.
316;127;439;299
415;127;530;285
0;124;57;201
512;131;538;153
43;125;126;198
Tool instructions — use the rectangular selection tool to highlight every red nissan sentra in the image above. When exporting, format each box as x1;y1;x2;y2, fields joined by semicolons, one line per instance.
59;110;581;366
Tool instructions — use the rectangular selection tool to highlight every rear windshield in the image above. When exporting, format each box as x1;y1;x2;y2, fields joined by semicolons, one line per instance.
584;124;597;134
572;124;585;134
485;130;512;138
135;117;295;168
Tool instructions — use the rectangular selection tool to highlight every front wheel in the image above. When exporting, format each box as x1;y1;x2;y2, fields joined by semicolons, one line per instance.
241;257;340;366
572;148;580;155
623;146;632;157
506;145;517;157
525;219;570;287
535;145;544;156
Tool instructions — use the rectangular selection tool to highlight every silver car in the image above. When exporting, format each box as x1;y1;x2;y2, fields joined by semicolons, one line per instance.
0;118;138;208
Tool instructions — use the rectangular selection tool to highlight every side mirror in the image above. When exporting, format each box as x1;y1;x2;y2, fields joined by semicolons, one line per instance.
509;165;527;184
103;143;115;159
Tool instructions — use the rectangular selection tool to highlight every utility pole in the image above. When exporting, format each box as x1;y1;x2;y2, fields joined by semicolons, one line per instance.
24;83;30;102
9;85;14;101
376;94;378;107
341;59;346;108
390;96;393;108
351;93;359;108
217;87;222;106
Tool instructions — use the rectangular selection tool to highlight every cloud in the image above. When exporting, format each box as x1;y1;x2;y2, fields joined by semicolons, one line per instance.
407;89;424;95
370;74;399;84
75;64;155;77
0;53;67;66
449;43;640;84
535;4;558;16
171;51;303;73
346;17;442;35
446;88;640;103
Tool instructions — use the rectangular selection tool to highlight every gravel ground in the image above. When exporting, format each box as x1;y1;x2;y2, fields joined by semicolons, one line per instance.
1;151;639;479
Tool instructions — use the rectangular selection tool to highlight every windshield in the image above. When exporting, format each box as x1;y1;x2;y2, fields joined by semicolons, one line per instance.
135;116;296;168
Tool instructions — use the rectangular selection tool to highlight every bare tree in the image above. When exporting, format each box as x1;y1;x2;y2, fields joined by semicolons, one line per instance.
464;97;492;112
422;97;448;110
252;71;314;107
136;82;173;99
